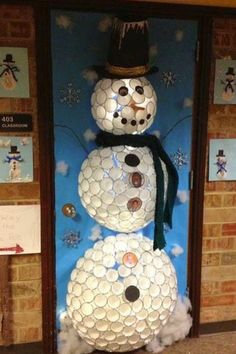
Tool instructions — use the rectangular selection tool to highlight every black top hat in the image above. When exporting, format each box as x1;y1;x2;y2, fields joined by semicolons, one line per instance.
216;149;225;157
94;16;158;78
3;54;15;63
9;146;20;154
226;67;235;76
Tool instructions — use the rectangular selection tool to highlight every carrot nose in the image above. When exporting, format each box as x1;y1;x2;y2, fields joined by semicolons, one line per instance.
129;99;145;113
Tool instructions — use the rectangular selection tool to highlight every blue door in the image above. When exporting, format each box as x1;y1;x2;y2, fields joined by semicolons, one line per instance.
51;10;197;334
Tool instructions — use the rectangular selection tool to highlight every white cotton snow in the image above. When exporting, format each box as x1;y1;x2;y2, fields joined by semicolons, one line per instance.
152;129;161;139
146;295;192;352
98;16;112;32
149;44;158;59
170;244;184;257
56;15;73;31
175;29;184;42
177;190;189;203
56;160;69;176
82;69;98;85
88;224;103;241
183;97;193;108
83;128;96;142
58;312;94;354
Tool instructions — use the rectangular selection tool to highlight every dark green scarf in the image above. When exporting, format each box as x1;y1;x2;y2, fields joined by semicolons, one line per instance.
96;131;178;250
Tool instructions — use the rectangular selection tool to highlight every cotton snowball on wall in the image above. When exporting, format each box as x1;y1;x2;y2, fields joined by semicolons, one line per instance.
91;77;157;135
78;146;168;232
66;234;177;352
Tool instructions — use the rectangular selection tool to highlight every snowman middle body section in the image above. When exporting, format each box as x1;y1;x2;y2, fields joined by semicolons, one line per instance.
79;145;168;232
79;76;163;232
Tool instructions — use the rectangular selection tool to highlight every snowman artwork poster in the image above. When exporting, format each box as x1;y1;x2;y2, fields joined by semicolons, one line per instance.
209;138;236;181
0;136;33;183
214;59;236;104
0;47;30;98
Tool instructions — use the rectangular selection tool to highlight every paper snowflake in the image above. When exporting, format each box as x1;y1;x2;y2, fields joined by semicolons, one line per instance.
62;230;81;248
171;148;188;169
162;71;176;88
60;83;81;107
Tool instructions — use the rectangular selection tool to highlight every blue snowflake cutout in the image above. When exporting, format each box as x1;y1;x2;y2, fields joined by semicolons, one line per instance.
171;147;188;169
60;83;81;107
162;71;177;88
62;230;81;248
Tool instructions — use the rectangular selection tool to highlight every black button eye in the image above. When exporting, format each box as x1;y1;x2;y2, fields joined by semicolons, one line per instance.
118;86;128;96
135;86;144;95
113;112;119;118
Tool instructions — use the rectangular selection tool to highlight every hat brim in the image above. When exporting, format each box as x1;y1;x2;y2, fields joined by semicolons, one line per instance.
91;65;158;79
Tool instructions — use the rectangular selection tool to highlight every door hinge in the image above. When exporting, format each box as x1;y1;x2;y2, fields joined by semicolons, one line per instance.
189;170;194;190
196;40;200;62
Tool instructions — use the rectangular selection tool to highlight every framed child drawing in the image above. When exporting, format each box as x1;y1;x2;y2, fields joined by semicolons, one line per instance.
214;59;236;104
0;47;30;98
209;138;236;181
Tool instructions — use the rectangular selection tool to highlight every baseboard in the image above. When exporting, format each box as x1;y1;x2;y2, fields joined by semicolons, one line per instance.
200;320;236;335
0;342;43;354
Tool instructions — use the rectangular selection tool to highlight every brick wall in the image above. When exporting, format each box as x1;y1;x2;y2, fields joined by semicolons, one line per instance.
200;18;236;324
0;5;42;344
1;4;236;346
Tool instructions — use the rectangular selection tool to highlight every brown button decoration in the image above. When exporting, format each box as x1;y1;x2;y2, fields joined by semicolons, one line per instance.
127;197;142;212
125;153;140;167
125;285;140;302
62;203;77;218
130;172;143;188
122;252;138;268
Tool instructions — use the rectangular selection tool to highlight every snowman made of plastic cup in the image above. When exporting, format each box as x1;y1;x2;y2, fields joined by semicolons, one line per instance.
71;16;178;352
79;16;167;234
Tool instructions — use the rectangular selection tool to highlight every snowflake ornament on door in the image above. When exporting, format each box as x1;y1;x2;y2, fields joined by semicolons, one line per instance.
161;71;177;88
171;148;188;169
62;230;81;248
60;82;81;107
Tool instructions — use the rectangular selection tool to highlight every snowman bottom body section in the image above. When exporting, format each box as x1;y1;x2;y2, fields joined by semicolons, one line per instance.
78;146;168;233
66;234;177;352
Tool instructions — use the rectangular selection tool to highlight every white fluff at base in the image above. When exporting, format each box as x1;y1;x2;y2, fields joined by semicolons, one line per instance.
58;312;94;354
146;295;193;353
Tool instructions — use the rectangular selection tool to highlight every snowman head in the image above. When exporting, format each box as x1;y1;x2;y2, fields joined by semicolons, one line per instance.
91;77;157;135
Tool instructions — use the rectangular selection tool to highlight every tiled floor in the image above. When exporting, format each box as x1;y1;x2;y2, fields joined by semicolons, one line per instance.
137;331;236;353
0;332;236;354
